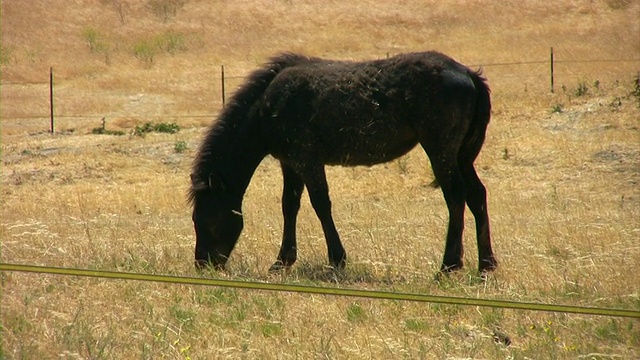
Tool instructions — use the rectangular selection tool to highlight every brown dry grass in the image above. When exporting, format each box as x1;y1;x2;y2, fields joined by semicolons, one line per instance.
2;0;639;359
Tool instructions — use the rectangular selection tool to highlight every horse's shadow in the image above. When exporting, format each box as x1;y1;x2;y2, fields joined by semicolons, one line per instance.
268;261;495;289
199;258;493;289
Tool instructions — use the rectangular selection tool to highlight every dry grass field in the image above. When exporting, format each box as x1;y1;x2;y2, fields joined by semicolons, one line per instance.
2;0;639;359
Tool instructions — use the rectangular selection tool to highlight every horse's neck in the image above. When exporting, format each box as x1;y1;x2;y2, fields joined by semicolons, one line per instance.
225;153;264;198
214;125;266;197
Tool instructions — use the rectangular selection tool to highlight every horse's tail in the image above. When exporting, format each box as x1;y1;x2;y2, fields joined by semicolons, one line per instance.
460;69;491;165
430;70;490;188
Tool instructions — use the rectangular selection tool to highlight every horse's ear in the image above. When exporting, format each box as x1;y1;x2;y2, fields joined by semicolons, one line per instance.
191;173;226;191
208;173;227;191
190;173;207;191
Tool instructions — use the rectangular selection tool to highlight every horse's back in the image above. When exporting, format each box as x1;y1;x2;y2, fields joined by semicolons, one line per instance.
257;51;479;167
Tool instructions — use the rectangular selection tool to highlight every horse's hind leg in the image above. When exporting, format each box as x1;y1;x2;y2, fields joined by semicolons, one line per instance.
460;163;497;272
423;145;467;272
270;163;305;271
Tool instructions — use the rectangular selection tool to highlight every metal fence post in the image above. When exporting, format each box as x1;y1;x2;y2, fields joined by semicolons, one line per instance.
221;65;226;108
49;67;55;134
550;47;554;93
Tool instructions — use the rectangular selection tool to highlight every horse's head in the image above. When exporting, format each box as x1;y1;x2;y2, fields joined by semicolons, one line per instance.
190;173;243;270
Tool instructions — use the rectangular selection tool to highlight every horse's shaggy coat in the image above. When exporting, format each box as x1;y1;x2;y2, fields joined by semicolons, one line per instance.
190;51;497;273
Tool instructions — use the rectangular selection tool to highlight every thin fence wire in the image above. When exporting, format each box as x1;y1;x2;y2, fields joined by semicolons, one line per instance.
1;56;638;128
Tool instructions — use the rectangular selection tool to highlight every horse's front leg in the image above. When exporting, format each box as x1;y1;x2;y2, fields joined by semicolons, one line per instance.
300;165;347;269
269;163;305;272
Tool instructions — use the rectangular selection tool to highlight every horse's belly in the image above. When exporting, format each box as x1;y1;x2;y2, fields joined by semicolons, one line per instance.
321;125;418;166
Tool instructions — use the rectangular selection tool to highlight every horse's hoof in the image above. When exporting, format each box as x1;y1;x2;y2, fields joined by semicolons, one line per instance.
330;259;347;271
328;251;347;270
479;258;498;273
194;259;208;271
493;329;512;346
440;262;463;273
268;261;290;272
433;271;447;282
194;259;226;272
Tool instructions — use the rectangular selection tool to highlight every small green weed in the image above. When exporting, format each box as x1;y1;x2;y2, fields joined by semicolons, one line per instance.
92;118;125;135
92;127;125;136
594;319;622;341
133;39;158;66
405;318;428;332
260;322;284;337
194;288;238;306
174;140;188;153
574;82;589;97
169;304;196;331
133;30;188;66
82;27;101;53
478;308;503;327
134;122;155;135
154;122;180;134
0;44;14;65
430;303;463;317
157;30;187;54
134;122;180;137
346;303;367;323
81;27;111;64
230;303;248;323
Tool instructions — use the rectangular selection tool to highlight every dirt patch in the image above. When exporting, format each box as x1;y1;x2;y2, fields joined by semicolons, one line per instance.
592;146;640;176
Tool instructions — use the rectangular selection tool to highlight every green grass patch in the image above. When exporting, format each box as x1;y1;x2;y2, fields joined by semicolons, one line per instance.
345;302;367;323
134;122;180;137
91;127;126;136
174;140;188;153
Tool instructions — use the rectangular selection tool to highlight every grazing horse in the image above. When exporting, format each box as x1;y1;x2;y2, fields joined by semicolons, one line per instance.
189;51;497;273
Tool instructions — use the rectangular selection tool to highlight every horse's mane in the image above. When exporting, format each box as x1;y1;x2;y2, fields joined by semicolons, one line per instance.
188;53;314;204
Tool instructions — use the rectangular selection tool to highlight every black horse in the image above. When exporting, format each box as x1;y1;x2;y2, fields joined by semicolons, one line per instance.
189;51;497;273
